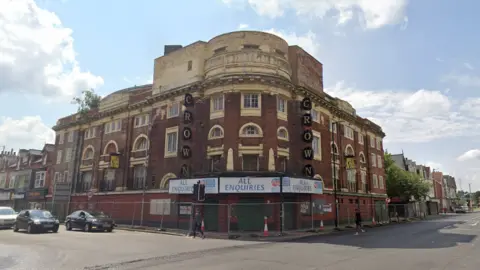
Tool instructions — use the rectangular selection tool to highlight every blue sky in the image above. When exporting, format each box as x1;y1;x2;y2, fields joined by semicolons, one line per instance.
1;0;480;190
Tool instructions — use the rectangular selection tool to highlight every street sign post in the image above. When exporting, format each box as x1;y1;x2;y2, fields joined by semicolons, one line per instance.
87;190;94;200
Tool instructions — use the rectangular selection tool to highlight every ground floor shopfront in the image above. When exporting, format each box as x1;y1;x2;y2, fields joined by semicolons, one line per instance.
0;191;12;207
62;176;388;233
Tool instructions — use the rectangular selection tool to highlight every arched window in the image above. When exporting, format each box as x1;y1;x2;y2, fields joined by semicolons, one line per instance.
160;173;177;189
277;127;289;141
133;135;148;151
103;141;118;155
345;144;355;156
331;142;339;155
359;152;366;163
82;146;94;160
239;123;263;137
208;125;224;139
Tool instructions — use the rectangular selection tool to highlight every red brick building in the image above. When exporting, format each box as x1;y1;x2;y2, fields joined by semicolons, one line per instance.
432;171;445;211
0;145;54;210
50;31;387;231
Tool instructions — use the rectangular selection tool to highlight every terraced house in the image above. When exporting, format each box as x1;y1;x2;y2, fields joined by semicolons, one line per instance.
0;146;54;210
49;31;387;231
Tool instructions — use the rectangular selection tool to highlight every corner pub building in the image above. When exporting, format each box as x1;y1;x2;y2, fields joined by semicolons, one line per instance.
50;31;387;233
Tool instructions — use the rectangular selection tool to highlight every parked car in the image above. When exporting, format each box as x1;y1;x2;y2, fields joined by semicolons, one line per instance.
0;207;17;229
13;209;60;233
454;206;468;213
65;210;116;232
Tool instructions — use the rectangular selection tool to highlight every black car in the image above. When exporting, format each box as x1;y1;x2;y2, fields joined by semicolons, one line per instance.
65;210;116;232
13;209;60;233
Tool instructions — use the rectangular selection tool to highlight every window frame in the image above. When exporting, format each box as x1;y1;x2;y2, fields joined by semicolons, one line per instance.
167;103;180;118
34;171;46;188
164;126;179;158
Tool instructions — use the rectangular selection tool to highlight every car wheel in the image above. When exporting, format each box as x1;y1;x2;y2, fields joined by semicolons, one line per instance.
106;228;113;232
13;223;18;232
27;224;33;234
66;222;72;231
84;223;91;232
52;227;59;233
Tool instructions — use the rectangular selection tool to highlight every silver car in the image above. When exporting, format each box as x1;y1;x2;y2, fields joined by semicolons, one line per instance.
0;207;17;228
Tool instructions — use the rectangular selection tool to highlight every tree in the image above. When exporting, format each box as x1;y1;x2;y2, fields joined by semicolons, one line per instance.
72;89;101;117
474;191;480;205
384;153;431;201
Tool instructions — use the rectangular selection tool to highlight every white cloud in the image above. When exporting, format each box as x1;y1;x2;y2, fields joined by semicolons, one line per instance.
222;0;409;29
0;116;54;150
238;23;249;29
425;161;442;171
0;0;103;100
264;29;319;58
459;98;480;117
457;149;480;162
325;81;480;143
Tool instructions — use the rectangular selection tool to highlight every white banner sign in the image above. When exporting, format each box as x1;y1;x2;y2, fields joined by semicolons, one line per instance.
219;177;281;193
13;193;24;199
0;192;10;201
169;178;218;194
282;177;323;194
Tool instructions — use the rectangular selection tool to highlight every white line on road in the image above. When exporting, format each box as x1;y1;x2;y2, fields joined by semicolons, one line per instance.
471;222;478;227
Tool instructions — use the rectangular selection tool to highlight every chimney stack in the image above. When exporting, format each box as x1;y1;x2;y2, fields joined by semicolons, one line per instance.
164;45;183;55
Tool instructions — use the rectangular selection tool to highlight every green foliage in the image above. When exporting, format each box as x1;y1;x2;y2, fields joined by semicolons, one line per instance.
72;89;101;117
474;191;480;204
384;153;431;201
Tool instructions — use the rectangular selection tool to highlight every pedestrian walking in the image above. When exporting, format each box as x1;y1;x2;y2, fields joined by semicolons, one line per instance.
192;208;205;239
354;208;365;235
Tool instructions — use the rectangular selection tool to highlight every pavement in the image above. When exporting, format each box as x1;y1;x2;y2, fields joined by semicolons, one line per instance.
0;212;479;269
114;214;451;241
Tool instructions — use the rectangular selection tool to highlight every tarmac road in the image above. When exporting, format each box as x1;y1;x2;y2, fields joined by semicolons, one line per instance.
1;213;480;270
0;227;262;270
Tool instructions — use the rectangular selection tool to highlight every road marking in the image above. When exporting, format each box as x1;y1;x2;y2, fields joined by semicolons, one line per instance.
471;222;478;227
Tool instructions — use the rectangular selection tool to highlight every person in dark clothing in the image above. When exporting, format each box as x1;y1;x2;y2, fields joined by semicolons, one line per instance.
354;208;365;235
192;209;205;239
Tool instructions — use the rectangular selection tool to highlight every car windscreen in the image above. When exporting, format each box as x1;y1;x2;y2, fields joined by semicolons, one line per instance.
87;212;109;218
29;210;53;218
0;208;15;215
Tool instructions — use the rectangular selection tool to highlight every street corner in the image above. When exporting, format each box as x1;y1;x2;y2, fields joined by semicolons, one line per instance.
114;225;187;237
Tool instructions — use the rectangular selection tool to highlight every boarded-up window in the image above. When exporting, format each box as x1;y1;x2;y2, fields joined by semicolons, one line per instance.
150;199;171;215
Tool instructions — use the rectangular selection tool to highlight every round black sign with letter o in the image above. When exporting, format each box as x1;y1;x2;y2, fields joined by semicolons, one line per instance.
182;127;192;140
302;130;313;142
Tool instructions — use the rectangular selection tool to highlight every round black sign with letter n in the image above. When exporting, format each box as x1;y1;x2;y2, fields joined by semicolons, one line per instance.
303;164;314;178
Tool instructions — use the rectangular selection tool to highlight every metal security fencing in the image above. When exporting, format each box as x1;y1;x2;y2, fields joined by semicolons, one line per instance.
22;201;440;236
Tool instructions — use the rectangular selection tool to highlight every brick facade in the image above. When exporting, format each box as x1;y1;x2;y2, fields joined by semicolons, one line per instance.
51;31;387;211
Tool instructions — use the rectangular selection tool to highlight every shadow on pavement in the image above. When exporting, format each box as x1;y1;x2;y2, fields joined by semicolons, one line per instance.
291;220;477;249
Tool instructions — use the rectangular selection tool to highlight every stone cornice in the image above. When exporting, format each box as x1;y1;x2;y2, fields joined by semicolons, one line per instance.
53;74;385;136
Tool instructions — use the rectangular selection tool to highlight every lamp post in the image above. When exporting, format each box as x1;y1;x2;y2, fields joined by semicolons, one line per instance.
140;108;159;226
469;183;472;212
330;119;346;229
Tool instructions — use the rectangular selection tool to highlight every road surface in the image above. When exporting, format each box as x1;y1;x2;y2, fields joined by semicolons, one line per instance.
1;213;479;269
